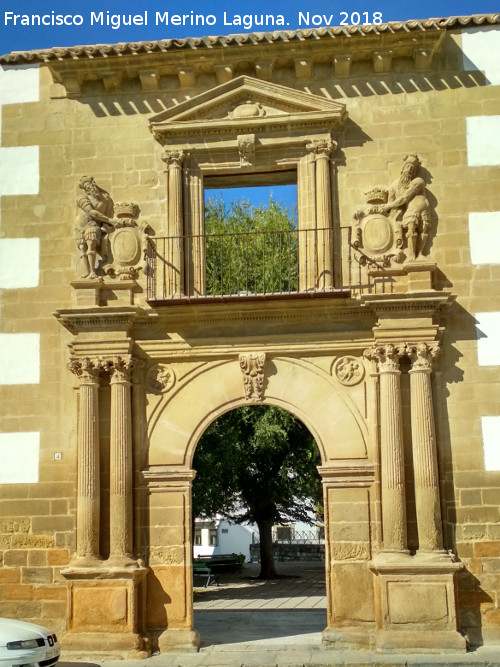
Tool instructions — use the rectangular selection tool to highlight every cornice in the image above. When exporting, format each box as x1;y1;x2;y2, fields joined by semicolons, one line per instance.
53;306;147;335
6;14;498;97
2;14;498;66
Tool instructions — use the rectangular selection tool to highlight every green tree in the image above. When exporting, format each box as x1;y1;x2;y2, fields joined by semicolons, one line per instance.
204;195;298;296
192;405;322;579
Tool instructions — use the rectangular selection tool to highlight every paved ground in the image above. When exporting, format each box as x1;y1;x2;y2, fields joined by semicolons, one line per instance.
60;561;500;666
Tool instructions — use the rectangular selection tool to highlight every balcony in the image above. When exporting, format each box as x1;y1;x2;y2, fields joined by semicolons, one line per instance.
146;227;393;305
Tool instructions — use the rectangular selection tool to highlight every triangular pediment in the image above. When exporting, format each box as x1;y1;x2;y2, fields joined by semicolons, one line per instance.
150;75;347;139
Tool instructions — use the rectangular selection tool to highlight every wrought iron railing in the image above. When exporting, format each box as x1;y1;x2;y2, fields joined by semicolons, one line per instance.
146;227;393;303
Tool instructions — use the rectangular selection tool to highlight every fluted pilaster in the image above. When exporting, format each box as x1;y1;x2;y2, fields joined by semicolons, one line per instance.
69;357;101;561
406;342;444;553
162;149;185;297
109;356;134;561
365;344;407;553
310;139;336;290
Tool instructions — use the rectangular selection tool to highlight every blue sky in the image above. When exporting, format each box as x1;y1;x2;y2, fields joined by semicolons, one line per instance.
0;0;497;55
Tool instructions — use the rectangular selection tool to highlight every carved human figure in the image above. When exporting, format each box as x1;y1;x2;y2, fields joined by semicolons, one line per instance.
75;176;118;278
381;154;431;261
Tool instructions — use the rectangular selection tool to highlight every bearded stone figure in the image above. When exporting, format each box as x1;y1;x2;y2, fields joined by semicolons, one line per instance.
74;176;118;278
381;154;431;261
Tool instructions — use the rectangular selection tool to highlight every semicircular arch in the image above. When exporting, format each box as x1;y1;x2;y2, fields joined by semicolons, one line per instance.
148;356;369;468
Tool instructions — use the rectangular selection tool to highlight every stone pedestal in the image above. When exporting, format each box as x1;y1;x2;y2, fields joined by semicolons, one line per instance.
70;279;139;307
369;555;466;653
61;565;148;659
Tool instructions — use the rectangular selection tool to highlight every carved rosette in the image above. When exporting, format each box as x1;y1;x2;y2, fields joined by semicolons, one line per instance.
332;356;365;386
239;353;266;402
145;363;176;394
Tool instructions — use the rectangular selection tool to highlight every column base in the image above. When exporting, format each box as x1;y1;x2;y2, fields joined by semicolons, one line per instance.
61;563;149;657
154;628;200;653
369;553;466;654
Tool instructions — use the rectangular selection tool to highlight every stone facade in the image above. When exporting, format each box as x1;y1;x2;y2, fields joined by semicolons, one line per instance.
0;14;500;657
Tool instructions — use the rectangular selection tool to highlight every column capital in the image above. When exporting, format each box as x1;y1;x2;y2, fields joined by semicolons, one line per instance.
161;149;186;167
108;355;135;384
364;343;405;373
307;138;337;158
68;356;101;384
406;341;440;372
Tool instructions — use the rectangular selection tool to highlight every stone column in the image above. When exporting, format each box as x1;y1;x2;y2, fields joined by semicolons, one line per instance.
69;357;101;562
406;342;444;553
312;139;335;290
366;344;407;554
108;356;135;563
162;150;185;297
297;152;316;291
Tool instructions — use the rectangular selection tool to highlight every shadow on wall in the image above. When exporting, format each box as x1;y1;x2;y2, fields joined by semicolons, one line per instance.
79;35;489;118
439;303;493;649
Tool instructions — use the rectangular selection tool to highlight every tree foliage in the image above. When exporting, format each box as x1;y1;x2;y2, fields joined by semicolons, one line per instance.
192;405;322;578
204;195;298;296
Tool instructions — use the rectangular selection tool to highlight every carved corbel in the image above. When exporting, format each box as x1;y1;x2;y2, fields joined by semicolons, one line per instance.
178;68;195;89
255;60;273;81
102;71;122;93
372;51;393;74
239;353;266;402
413;47;433;71
294;57;312;80
333;54;352;77
139;69;159;91
215;64;234;84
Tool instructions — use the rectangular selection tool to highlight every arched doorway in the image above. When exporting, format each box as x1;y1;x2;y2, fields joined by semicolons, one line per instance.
191;403;326;648
143;355;375;652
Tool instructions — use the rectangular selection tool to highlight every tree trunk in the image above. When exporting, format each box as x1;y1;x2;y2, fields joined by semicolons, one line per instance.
257;519;278;578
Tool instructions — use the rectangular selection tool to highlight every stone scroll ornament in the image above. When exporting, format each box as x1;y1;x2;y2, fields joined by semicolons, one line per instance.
74;176;153;280
239;353;266;402
352;154;431;266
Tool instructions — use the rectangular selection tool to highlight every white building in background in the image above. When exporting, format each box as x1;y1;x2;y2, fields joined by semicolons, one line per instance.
193;518;258;560
193;517;323;561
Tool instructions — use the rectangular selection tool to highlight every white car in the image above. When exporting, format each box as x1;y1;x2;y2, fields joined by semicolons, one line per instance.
0;618;60;667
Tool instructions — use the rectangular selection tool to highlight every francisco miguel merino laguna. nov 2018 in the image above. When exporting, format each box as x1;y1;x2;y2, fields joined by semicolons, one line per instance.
3;10;384;30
